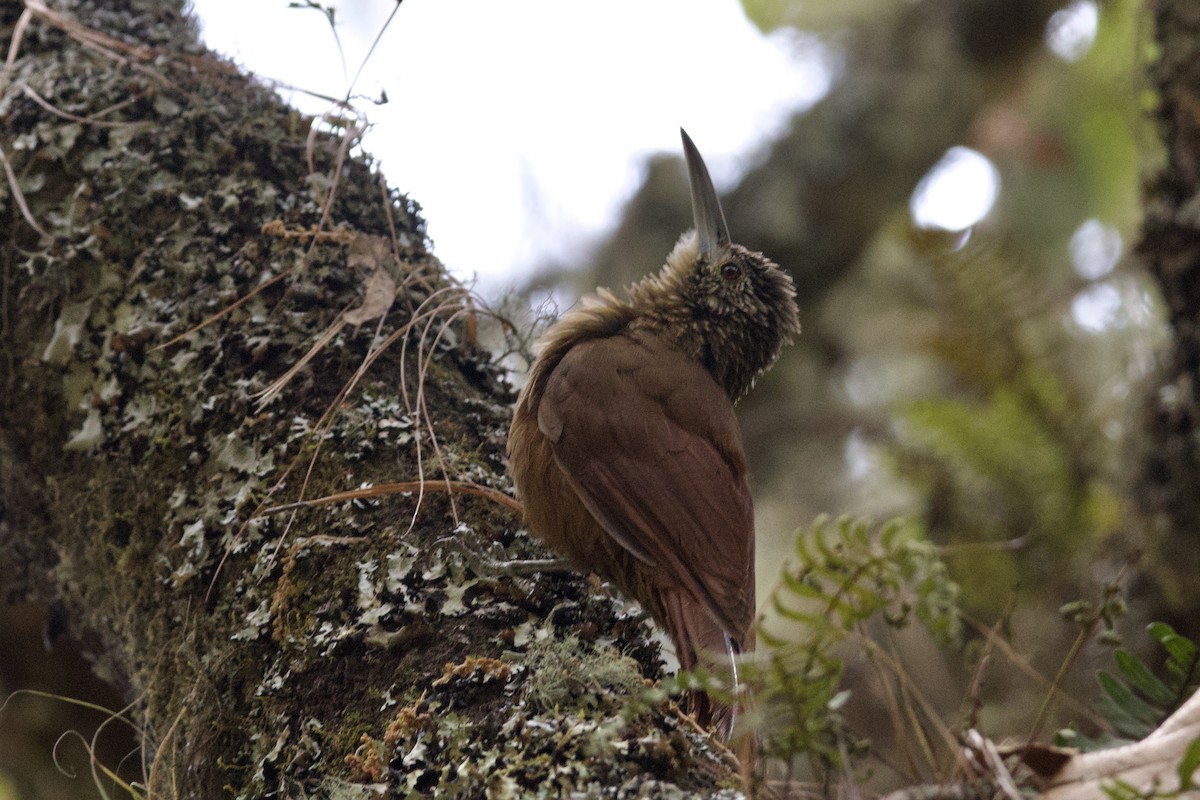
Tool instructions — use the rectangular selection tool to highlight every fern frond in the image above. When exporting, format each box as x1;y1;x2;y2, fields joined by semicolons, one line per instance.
753;515;960;770
1057;622;1200;751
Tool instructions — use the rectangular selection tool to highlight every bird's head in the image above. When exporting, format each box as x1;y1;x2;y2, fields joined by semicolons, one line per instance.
629;129;800;402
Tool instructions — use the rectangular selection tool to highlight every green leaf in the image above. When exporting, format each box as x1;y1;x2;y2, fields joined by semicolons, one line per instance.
1179;736;1200;791
1095;671;1159;739
780;569;826;600
1054;723;1124;753
1100;778;1142;800
1150;622;1197;671
1094;696;1155;740
1147;621;1176;645
1113;649;1177;708
769;594;828;629
756;515;958;768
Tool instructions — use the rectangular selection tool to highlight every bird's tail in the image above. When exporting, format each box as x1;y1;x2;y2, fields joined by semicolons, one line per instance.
659;589;748;739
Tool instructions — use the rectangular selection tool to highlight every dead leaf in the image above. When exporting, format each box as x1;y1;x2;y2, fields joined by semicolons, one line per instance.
344;234;398;326
344;267;397;326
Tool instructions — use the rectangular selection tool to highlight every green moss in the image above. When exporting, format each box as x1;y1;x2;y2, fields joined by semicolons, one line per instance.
518;634;647;713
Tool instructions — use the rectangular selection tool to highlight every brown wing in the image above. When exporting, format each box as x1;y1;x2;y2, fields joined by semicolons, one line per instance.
536;329;755;638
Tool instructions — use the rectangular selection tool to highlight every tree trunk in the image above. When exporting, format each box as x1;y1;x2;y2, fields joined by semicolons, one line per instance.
1138;0;1200;637
0;2;739;797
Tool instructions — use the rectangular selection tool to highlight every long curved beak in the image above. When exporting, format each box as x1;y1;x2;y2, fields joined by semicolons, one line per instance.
681;128;730;261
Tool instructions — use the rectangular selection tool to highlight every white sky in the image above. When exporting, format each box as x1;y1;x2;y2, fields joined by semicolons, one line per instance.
188;0;1102;316
189;0;831;287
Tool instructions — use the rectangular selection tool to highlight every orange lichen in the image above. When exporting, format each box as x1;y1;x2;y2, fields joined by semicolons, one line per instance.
344;734;386;783
431;655;511;686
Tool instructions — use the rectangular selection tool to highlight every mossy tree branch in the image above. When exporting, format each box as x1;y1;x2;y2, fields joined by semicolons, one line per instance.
0;2;741;797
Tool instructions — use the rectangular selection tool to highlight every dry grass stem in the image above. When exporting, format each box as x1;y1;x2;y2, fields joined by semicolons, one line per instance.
0;144;50;238
258;479;522;517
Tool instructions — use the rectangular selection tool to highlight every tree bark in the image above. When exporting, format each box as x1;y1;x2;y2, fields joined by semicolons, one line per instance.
0;2;739;797
1138;0;1200;636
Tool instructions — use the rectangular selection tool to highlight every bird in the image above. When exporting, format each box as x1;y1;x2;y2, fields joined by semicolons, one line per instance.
507;129;800;736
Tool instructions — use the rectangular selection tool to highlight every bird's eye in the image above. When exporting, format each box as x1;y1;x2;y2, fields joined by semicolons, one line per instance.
720;263;740;281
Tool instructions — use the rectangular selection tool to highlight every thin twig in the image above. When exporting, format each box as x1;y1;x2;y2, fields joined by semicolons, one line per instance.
1026;563;1131;745
19;83;146;126
151;268;293;352
2;7;34;83
860;636;966;776
345;1;403;101
959;612;1101;727
0;145;50;238
258;479;521;517
1026;624;1093;747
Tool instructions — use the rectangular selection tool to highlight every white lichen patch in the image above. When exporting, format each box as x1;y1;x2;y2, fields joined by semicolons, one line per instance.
356;558;379;609
252;725;291;784
312;619;357;656
359;602;395;627
217;431;263;474
63;407;104;451
439;577;478;617
511;619;553;649
232;597;273;641
42;298;93;364
121;393;157;431
385;545;419;593
354;557;401;626
179;518;207;553
421;555;446;581
169;348;198;372
255;663;289;695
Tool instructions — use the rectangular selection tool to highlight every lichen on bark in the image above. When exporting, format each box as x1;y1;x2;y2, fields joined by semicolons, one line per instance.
0;1;741;797
1138;0;1200;634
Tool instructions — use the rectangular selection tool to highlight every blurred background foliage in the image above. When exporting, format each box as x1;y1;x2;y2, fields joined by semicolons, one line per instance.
521;0;1176;779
